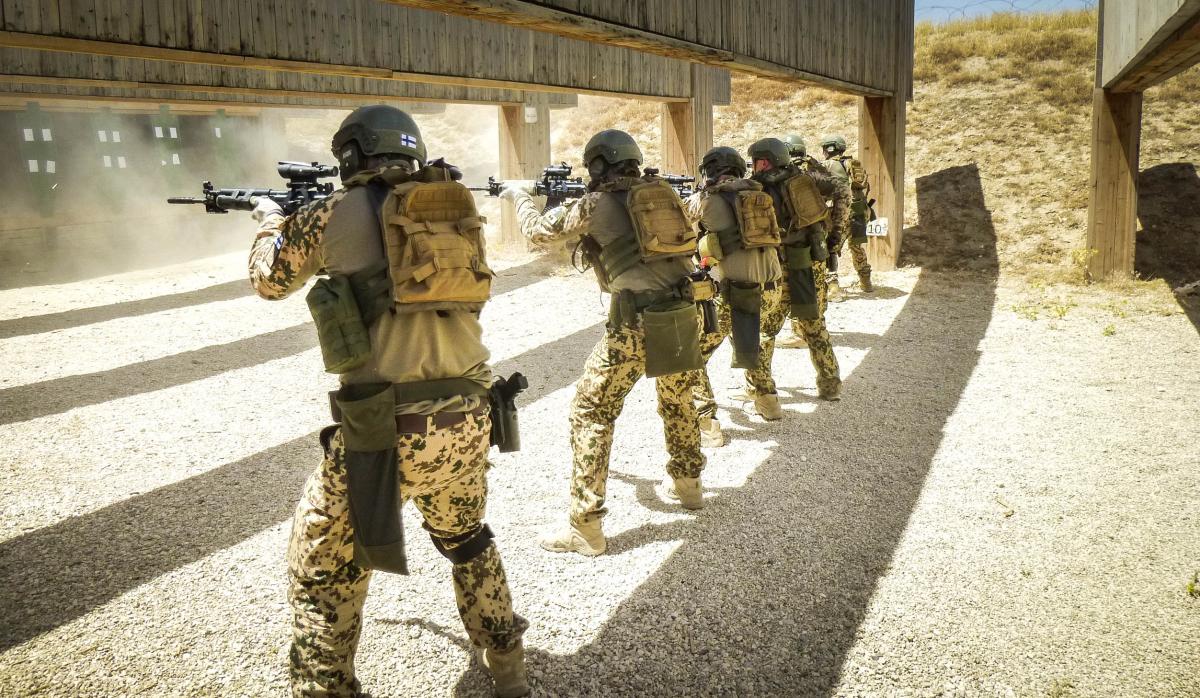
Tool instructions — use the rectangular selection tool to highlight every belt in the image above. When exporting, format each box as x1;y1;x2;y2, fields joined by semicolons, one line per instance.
396;404;488;435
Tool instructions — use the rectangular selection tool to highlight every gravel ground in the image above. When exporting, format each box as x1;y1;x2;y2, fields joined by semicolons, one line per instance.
1;249;1197;697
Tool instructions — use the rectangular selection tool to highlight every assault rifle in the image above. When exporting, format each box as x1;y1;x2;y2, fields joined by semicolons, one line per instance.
469;162;588;212
643;167;696;198
167;161;339;214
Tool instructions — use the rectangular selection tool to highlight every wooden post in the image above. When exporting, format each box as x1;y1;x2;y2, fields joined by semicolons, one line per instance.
1086;88;1142;280
660;63;715;176
858;95;906;271
498;93;550;245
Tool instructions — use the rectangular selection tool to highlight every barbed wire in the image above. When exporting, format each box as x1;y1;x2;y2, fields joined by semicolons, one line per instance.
915;0;1096;22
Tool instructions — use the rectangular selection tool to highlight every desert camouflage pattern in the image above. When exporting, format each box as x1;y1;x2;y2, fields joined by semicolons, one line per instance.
689;285;787;417
824;156;873;281
249;191;347;300
567;322;705;524
288;413;527;697
513;190;600;247
783;260;841;397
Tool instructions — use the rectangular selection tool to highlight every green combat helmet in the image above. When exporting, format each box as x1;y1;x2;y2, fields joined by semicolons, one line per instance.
583;129;643;177
700;145;746;180
820;135;848;157
746;137;791;170
782;134;808;159
331;105;427;181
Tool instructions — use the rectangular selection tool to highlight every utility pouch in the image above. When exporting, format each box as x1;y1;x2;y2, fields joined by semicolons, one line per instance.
783;245;820;320
725;282;763;369
333;383;407;575
306;276;372;374
809;229;829;263
642;300;704;378
698;232;724;263
850;217;869;244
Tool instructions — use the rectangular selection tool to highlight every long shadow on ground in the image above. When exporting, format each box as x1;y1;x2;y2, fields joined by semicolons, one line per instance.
451;164;1000;696
1136;162;1200;332
0;317;603;652
0;258;554;426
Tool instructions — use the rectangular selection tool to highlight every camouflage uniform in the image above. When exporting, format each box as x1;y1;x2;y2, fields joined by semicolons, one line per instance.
250;169;525;697
690;284;787;414
763;169;849;398
512;189;704;525
825;154;873;284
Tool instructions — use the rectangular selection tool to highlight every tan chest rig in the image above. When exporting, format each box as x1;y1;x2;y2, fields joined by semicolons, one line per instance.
577;175;697;291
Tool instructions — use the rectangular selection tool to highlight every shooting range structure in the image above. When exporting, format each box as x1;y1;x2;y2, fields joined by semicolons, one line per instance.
0;0;914;266
1088;0;1200;279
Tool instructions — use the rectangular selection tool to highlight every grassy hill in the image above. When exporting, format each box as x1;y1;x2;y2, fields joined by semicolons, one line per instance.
546;10;1199;296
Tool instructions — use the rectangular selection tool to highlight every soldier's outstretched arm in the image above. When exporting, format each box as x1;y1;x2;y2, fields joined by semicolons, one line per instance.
682;191;704;227
248;190;347;300
510;190;595;247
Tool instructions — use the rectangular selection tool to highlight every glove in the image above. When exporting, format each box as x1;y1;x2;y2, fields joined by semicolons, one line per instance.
251;196;284;222
499;180;537;203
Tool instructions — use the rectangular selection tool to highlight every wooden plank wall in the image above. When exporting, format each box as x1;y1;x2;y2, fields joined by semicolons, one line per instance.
0;0;706;107
394;0;909;96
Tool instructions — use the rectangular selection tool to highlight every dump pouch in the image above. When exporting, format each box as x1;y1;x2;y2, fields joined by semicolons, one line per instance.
850;216;869;244
784;244;820;320
724;282;762;369
809;228;829;263
333;383;407;575
306;276;372;374
642;300;704;378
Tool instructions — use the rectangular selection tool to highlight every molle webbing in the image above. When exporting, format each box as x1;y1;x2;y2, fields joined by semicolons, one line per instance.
594;231;643;286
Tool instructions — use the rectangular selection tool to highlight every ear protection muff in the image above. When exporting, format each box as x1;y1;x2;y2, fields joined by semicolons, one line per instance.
337;142;364;182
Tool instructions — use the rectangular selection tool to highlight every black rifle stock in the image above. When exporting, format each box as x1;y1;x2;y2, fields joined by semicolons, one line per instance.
167;161;339;214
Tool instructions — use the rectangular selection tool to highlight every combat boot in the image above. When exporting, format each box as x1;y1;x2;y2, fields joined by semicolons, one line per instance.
754;393;783;421
479;641;530;698
776;333;808;349
827;277;845;303
858;272;874;293
700;416;726;448
661;476;704;510
538;520;606;556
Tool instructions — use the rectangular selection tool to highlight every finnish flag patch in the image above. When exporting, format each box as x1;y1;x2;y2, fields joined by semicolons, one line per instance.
400;133;418;148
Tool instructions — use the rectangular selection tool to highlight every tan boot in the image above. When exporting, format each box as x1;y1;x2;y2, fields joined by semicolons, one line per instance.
827;277;845;302
538;520;606;556
700;417;726;448
661;476;704;510
776;333;808;349
754;393;783;421
858;273;874;293
479;641;530;698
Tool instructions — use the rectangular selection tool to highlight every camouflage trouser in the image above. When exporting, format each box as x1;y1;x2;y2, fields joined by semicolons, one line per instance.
847;239;872;279
690;284;787;417
569;322;705;525
288;412;526;698
784;261;842;396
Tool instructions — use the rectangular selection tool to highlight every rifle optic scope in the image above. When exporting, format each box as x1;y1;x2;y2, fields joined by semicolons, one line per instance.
276;161;339;180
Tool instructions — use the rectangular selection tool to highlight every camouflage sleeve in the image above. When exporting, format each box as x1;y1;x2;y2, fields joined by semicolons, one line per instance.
248;190;347;300
513;191;595;246
813;174;851;240
683;191;704;227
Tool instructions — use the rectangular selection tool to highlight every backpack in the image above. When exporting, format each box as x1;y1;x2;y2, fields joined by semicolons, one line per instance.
722;189;781;249
625;179;697;261
378;171;492;312
782;173;830;229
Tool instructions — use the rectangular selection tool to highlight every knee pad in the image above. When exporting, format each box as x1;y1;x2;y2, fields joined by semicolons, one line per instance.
430;524;494;564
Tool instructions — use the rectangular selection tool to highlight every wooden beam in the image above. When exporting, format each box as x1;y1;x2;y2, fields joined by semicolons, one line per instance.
0;73;525;106
1109;11;1200;91
1086;89;1142;279
385;0;892;97
858;95;906;272
660;65;715;177
498;94;551;245
0;30;686;102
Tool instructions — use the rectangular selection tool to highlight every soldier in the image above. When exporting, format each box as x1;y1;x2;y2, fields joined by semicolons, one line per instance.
502;129;708;556
247;105;528;698
782;133;831;176
821;134;874;293
747;137;850;401
685;146;787;446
